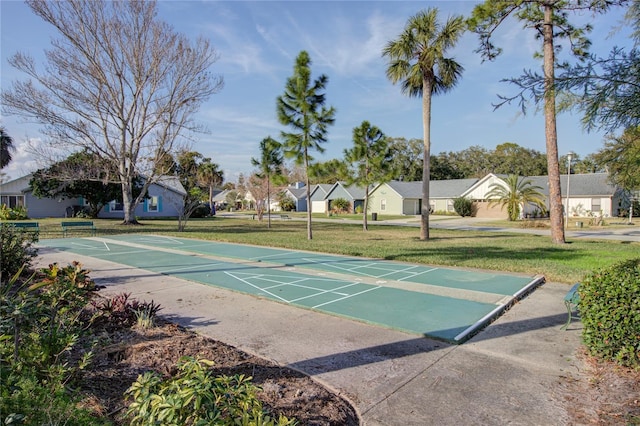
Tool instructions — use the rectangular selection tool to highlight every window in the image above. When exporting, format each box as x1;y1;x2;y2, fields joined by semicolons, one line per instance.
109;201;124;212
148;196;159;212
380;199;386;211
591;198;601;213
447;200;455;212
1;195;25;209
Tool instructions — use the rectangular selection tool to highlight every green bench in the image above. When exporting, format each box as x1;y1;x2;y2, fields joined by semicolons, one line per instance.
280;214;291;220
9;222;39;230
7;222;39;234
561;283;580;330
61;221;96;237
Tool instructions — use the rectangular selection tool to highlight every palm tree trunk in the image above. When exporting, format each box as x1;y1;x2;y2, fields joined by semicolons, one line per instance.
421;78;432;240
543;4;566;244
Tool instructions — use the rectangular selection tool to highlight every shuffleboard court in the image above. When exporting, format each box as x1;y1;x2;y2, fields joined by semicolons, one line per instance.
38;235;544;343
102;234;534;296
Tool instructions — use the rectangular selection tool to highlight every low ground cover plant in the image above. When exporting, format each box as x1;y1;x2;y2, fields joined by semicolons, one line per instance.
579;258;640;368
1;245;296;424
125;357;296;425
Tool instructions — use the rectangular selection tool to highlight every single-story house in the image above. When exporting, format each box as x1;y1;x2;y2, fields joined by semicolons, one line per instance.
368;178;479;215
309;184;333;213
461;173;627;219
281;182;307;212
0;174;186;219
324;182;367;213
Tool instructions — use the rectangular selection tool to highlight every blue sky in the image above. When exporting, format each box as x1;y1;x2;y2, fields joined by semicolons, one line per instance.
0;1;633;183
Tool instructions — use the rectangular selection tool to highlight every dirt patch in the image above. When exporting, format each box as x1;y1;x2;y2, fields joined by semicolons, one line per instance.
561;349;640;425
77;320;359;425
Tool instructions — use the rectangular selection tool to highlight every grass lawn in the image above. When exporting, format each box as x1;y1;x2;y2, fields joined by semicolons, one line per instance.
20;216;639;284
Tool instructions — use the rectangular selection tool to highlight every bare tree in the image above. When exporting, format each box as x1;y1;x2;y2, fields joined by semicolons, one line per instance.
1;0;223;224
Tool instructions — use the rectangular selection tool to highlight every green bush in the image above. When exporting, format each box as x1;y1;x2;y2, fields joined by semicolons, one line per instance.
453;197;474;217
0;223;39;284
279;198;296;212
0;263;99;424
125;356;296;425
331;198;350;214
579;258;640;368
0;205;29;220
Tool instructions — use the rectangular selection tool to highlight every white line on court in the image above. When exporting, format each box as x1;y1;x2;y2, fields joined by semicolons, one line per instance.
371;265;419;279
70;241;110;251
289;282;361;303
224;271;289;303
395;267;439;281
312;285;382;309
136;236;184;245
268;280;356;296
250;252;293;261
302;257;382;278
100;249;150;257
156;263;223;274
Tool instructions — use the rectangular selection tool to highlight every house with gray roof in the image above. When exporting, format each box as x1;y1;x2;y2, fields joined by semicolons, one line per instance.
281;182;308;212
0;173;186;219
462;173;627;219
324;182;368;213
309;183;333;213
368;179;479;215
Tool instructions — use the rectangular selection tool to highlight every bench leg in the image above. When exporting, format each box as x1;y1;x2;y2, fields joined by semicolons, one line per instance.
561;300;577;330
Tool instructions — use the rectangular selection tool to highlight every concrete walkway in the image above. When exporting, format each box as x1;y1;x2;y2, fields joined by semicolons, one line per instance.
36;245;584;426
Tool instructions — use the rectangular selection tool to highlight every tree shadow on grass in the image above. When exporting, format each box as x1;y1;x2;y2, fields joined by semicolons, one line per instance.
383;244;591;263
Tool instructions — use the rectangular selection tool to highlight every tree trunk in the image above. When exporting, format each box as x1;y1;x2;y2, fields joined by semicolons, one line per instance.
121;178;139;225
420;78;433;240
543;4;566;244
363;186;369;231
209;186;214;215
267;177;272;229
304;149;312;240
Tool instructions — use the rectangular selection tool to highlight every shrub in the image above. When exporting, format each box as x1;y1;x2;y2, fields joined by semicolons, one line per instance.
331;198;350;214
453;197;474;217
0;263;99;424
0;223;39;284
125;356;296;426
191;203;211;218
89;292;162;331
579;258;640;368
0;205;28;220
279;198;296;212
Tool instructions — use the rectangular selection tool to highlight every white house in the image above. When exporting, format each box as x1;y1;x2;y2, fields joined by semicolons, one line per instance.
462;173;627;219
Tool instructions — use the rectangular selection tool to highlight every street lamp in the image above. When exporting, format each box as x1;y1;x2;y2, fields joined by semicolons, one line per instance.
565;151;575;228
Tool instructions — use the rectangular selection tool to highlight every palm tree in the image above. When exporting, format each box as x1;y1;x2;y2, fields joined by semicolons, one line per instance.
277;51;336;240
0;127;15;169
485;175;547;221
251;136;284;228
383;8;465;240
197;160;224;215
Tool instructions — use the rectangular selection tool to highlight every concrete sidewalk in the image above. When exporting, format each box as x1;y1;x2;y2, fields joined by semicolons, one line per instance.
36;247;583;426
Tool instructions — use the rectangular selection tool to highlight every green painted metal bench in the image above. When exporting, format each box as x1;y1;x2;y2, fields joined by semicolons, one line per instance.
561;283;580;330
9;222;39;230
7;222;39;234
61;221;96;237
280;214;291;220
